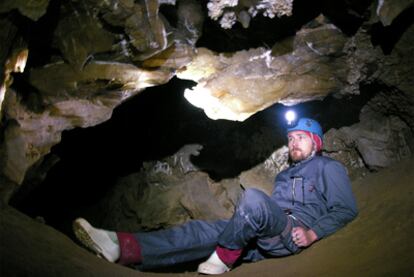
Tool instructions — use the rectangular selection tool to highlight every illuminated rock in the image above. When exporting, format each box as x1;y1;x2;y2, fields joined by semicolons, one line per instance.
178;23;348;121
376;0;413;26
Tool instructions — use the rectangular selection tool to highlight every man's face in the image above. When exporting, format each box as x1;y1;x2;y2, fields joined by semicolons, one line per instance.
287;130;314;162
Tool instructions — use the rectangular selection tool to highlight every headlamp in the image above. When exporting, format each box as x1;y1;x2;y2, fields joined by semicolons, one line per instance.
285;110;297;126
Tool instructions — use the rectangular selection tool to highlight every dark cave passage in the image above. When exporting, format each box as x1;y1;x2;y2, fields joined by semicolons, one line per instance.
9;77;381;237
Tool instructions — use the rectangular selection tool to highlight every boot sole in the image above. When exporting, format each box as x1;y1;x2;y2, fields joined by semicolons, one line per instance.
73;219;111;261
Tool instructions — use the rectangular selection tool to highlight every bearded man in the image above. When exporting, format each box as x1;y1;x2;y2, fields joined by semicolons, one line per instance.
73;118;358;275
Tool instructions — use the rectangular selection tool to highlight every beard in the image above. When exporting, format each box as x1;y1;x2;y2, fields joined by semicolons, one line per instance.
289;148;311;162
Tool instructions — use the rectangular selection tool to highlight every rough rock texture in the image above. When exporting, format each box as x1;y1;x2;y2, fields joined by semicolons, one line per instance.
98;144;289;231
178;23;349;121
325;86;414;171
377;23;414;98
0;0;50;21
0;0;201;186
0;2;413;275
0;18;28;122
0;0;413;192
207;0;293;29
376;0;413;26
99;144;235;231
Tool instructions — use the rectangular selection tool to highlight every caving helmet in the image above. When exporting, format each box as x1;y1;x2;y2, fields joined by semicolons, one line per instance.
287;118;323;138
287;118;323;152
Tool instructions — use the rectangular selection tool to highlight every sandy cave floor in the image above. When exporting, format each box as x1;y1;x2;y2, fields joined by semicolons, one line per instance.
1;157;413;277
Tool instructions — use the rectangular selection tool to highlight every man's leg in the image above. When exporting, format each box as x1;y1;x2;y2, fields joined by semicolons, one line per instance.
74;188;290;273
135;219;228;269
74;218;228;269
198;188;289;274
73;218;121;262
218;188;288;249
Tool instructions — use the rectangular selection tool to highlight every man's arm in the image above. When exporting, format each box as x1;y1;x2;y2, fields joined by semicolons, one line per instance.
310;160;358;240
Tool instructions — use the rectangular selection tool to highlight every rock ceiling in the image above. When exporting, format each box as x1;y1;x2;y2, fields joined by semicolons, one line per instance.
0;0;413;190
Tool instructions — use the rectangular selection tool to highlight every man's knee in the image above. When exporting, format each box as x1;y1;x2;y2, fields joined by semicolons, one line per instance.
238;188;287;233
241;188;271;209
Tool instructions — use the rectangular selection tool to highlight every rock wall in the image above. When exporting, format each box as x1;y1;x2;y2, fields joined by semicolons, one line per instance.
0;0;413;204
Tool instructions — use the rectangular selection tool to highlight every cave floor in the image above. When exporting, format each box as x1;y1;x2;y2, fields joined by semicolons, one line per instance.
1;157;413;277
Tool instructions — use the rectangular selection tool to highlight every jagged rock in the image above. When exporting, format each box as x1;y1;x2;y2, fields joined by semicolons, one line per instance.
141;43;196;70
0;0;194;186
176;0;205;45
99;144;234;231
346;116;411;170
0;0;50;21
378;23;414;98
29;61;172;100
98;144;290;229
0;88;127;184
341;25;383;96
178;23;348;121
207;0;293;29
238;146;289;195
1;91;68;184
54;8;115;70
376;0;413;26
126;0;170;60
323;129;368;178
0;18;28;122
0;0;413;215
324;89;414;171
1;56;175;184
171;144;203;174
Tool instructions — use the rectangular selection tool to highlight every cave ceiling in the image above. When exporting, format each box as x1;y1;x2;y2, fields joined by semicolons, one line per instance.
0;0;413;187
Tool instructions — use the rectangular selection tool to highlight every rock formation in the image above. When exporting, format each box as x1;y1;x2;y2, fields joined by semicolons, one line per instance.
0;0;413;249
0;0;413;276
0;0;413;191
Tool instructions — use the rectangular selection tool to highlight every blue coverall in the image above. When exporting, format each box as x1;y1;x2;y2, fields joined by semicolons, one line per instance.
134;155;358;269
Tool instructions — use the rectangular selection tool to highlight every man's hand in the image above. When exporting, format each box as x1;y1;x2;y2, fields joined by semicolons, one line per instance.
291;227;318;248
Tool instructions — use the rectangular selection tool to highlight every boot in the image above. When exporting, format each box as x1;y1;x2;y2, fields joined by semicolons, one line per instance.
73;218;120;262
197;251;230;275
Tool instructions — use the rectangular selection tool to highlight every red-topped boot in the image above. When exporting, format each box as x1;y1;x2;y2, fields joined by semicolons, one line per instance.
197;246;242;275
73;218;120;262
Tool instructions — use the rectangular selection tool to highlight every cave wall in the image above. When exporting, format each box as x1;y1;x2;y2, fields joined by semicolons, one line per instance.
0;0;413;211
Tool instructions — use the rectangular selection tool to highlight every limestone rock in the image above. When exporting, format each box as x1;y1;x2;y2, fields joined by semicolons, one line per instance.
0;0;413;207
178;23;348;121
0;58;174;185
324;89;414;171
29;61;172;100
54;10;115;70
207;0;293;29
177;0;205;45
98;144;292;229
239;146;289;195
378;23;414;99
376;0;413;26
141;43;196;70
0;0;50;21
99;144;234;231
1;91;69;184
323;128;368;179
346;116;411;170
0;18;28;121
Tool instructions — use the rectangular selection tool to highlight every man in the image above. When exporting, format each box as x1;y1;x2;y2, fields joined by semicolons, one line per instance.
73;118;358;274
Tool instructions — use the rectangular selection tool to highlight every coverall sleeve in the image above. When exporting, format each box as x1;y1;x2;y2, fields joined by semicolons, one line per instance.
311;161;358;239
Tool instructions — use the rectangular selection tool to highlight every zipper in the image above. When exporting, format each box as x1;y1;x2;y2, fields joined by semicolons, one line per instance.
291;176;304;206
292;177;296;206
